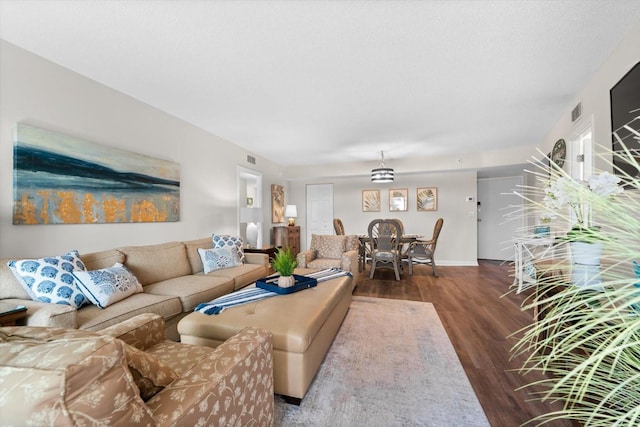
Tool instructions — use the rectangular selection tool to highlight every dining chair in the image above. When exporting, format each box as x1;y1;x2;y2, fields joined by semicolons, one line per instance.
333;218;345;235
408;218;444;277
368;218;402;281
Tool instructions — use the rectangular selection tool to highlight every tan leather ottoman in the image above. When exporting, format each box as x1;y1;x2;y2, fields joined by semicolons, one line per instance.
177;273;354;403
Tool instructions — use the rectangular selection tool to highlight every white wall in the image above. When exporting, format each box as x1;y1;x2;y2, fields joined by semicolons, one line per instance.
538;21;640;171
2;20;637;260
290;169;479;266
0;40;284;257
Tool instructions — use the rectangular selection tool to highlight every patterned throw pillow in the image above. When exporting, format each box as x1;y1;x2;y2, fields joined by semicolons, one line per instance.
73;263;143;309
212;234;245;263
8;250;89;308
122;342;177;401
312;235;347;259
198;247;242;274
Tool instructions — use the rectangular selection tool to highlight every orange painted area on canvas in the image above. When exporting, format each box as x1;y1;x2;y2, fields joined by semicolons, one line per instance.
131;199;167;222
102;196;127;223
55;191;82;224
13;194;38;224
82;193;99;223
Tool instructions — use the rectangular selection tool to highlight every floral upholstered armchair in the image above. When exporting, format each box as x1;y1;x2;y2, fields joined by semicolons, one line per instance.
0;313;274;426
296;234;359;275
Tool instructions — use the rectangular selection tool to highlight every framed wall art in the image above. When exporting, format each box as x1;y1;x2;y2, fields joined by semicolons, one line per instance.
389;188;408;212
362;189;381;212
271;184;284;223
417;187;438;211
13;123;180;225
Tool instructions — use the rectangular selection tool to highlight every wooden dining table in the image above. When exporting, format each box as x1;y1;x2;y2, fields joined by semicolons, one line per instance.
357;234;423;273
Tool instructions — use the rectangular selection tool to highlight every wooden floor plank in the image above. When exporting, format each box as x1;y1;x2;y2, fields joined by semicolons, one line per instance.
353;260;574;427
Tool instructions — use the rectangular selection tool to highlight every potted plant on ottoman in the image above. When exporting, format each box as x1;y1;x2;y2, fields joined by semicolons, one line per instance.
272;247;298;288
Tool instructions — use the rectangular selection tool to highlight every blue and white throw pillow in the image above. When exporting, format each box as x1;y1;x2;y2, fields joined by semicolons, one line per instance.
198;247;242;274
8;250;89;308
212;234;245;263
73;263;143;309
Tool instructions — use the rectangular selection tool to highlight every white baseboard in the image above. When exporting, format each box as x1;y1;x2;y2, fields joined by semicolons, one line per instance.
434;260;479;267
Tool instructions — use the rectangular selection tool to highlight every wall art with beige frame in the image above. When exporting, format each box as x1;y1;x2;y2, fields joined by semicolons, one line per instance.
389;188;408;212
271;184;284;223
362;189;381;212
417;187;438;211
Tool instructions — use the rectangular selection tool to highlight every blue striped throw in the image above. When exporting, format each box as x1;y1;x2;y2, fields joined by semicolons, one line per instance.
194;268;351;315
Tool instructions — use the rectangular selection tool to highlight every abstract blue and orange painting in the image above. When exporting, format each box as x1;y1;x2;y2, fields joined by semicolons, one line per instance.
13;124;180;224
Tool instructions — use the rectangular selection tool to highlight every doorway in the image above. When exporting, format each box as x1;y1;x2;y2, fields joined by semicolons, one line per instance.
477;177;523;261
305;184;334;250
237;167;263;248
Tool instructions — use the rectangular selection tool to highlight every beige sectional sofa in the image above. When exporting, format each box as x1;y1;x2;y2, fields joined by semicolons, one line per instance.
0;237;269;340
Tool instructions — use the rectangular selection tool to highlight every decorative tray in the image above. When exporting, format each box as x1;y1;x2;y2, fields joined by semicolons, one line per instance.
256;274;318;294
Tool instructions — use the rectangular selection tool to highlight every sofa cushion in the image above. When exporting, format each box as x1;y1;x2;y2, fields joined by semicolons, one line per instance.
81;249;126;271
203;263;269;290
74;263;144;308
8;250;89;308
308;258;342;271
123;342;177;401
198;247;242;274
143;275;234;311
0;257;30;300
183;237;213;274
76;293;183;331
119;241;191;286
311;235;346;259
0;327;157;425
212;234;245;263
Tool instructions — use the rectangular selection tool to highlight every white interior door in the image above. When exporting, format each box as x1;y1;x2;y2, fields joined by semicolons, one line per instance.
305;184;333;250
477;177;523;261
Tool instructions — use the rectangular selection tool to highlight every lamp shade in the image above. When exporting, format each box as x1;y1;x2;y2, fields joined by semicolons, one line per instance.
284;205;297;218
371;167;394;183
371;151;394;183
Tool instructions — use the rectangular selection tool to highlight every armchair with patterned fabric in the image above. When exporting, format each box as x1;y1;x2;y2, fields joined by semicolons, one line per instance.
0;313;274;426
296;234;359;276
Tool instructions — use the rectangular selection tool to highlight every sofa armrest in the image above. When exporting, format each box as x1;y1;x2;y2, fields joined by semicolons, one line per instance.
1;298;77;329
98;313;165;350
147;327;274;426
296;249;317;268
244;252;269;266
341;249;359;276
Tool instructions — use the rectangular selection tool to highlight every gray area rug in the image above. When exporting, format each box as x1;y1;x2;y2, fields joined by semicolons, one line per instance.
273;296;490;426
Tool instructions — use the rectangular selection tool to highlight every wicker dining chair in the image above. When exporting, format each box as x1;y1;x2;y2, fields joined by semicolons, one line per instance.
407;218;444;277
368;218;402;281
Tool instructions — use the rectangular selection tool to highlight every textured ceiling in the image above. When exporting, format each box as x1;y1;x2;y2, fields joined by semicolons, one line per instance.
1;0;639;167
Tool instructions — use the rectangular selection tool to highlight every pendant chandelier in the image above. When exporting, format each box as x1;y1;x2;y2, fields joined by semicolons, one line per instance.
371;150;394;183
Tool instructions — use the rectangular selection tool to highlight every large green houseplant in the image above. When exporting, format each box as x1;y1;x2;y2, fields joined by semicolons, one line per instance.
511;139;640;426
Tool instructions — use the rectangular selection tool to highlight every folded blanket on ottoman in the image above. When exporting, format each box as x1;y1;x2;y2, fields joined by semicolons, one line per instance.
195;268;351;315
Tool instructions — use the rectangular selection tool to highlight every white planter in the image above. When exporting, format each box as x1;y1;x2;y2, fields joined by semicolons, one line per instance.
570;241;603;290
277;275;295;288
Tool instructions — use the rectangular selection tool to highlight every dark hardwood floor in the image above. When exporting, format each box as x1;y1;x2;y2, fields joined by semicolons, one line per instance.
353;260;573;427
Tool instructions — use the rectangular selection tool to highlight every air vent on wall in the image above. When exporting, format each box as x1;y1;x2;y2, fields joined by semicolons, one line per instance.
571;102;582;122
247;155;256;165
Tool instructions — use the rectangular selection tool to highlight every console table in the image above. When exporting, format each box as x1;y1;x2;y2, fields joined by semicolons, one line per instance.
274;226;300;256
244;246;279;262
0;302;27;326
513;236;555;293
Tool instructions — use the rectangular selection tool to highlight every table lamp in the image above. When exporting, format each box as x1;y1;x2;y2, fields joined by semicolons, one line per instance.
285;205;297;226
240;207;262;248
